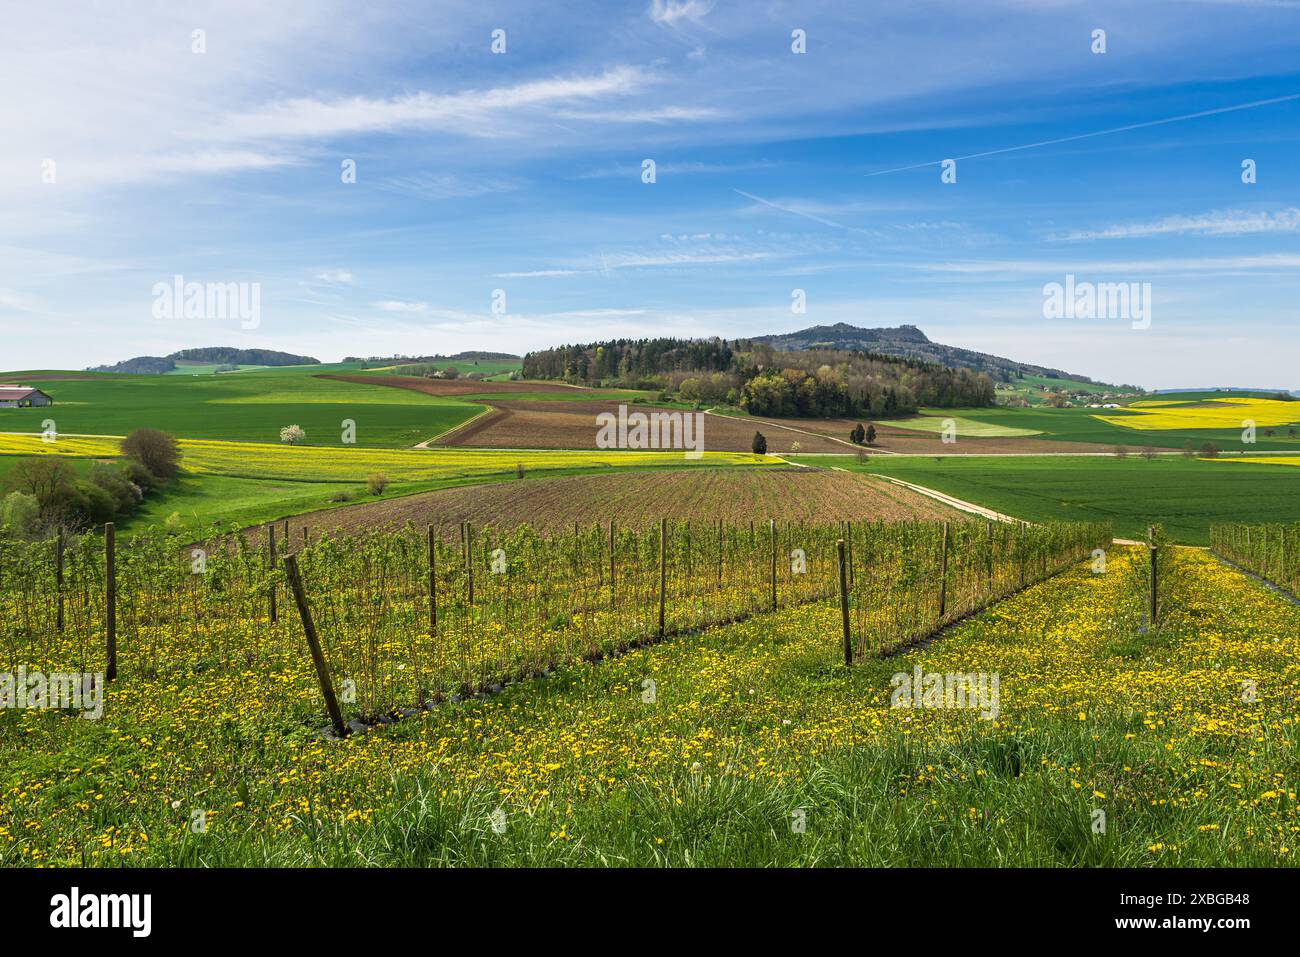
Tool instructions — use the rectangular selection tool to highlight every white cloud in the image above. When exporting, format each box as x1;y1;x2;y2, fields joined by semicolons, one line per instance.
221;67;650;140
1058;208;1300;240
372;300;428;312
649;0;715;27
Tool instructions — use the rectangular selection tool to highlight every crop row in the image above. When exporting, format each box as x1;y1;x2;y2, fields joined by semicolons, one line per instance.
0;517;1110;725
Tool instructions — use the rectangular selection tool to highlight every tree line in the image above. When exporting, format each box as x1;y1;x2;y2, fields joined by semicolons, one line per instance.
521;337;996;417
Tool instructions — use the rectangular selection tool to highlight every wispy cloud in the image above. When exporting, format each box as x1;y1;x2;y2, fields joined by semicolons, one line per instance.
1058;208;1300;240
379;173;528;201
649;0;715;27
222;67;652;140
372;300;428;313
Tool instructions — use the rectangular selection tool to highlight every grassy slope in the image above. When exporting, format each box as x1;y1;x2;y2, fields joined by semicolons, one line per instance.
5;546;1296;866
0;367;481;447
799;453;1300;544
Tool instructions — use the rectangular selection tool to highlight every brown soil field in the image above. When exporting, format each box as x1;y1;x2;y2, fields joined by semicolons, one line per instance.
749;416;1127;455
435;400;850;453
319;373;584;398
252;466;960;540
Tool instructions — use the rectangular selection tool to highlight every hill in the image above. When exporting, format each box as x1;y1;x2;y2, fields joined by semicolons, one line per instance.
751;323;1110;386
88;347;319;374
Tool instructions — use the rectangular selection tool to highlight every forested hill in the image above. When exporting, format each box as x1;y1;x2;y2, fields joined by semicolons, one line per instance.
751;323;1094;383
87;348;319;374
521;336;995;418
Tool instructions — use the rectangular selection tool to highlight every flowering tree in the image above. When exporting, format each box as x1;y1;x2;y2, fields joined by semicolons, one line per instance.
280;424;305;445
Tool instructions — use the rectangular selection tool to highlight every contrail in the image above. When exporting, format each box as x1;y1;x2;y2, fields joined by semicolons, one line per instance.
863;92;1300;177
733;188;861;231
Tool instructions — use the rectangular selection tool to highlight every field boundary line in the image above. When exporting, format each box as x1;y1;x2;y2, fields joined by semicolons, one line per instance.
413;404;497;448
876;476;1020;523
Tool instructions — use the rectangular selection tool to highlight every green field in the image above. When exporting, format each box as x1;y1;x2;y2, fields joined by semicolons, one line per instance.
792;453;1300;544
0;367;480;448
911;401;1300;452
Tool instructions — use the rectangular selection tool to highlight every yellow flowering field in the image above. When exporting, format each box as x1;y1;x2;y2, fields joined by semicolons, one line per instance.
1093;397;1300;431
2;541;1296;866
0;431;775;482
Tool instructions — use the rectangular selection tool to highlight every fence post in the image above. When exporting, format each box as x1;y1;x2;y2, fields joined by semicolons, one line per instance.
427;524;437;638
837;538;852;666
283;554;348;738
1149;541;1159;629
267;524;277;623
55;526;65;633
465;521;474;606
937;521;950;620
105;522;117;682
658;517;667;638
769;519;777;610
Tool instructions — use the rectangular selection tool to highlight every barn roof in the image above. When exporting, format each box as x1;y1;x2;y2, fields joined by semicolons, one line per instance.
0;385;45;400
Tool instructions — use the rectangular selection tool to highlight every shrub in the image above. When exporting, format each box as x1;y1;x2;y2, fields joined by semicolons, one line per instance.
751;431;767;455
790;441;802;453
515;463;525;480
850;423;865;445
73;481;117;526
122;459;158;491
1199;442;1219;458
329;490;354;503
280;424;306;445
3;457;78;527
121;428;182;479
89;463;142;515
0;491;39;536
866;424;877;445
367;472;390;495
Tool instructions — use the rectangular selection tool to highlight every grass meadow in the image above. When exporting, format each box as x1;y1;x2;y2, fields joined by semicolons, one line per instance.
798;454;1300;545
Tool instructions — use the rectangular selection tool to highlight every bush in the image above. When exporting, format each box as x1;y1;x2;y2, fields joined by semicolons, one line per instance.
122;459;158;491
515;463;525;480
3;457;78;527
73;481;117;526
329;490;354;503
751;431;767;455
121;428;182;479
280;424;306;445
0;491;39;536
866;424;877;445
89;463;143;515
850;423;865;445
1199;442;1220;458
367;472;390;495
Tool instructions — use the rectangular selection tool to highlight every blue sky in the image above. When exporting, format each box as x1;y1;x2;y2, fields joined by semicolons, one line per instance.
3;0;1300;389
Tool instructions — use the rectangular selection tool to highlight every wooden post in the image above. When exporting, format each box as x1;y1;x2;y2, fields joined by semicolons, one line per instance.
1149;542;1159;629
282;519;288;542
267;524;277;623
658;517;667;638
608;520;616;602
769;519;777;610
283;554;347;738
55;527;64;633
465;521;474;605
302;526;308;545
717;518;723;588
837;539;852;666
937;521;950;620
427;524;437;638
105;522;117;682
